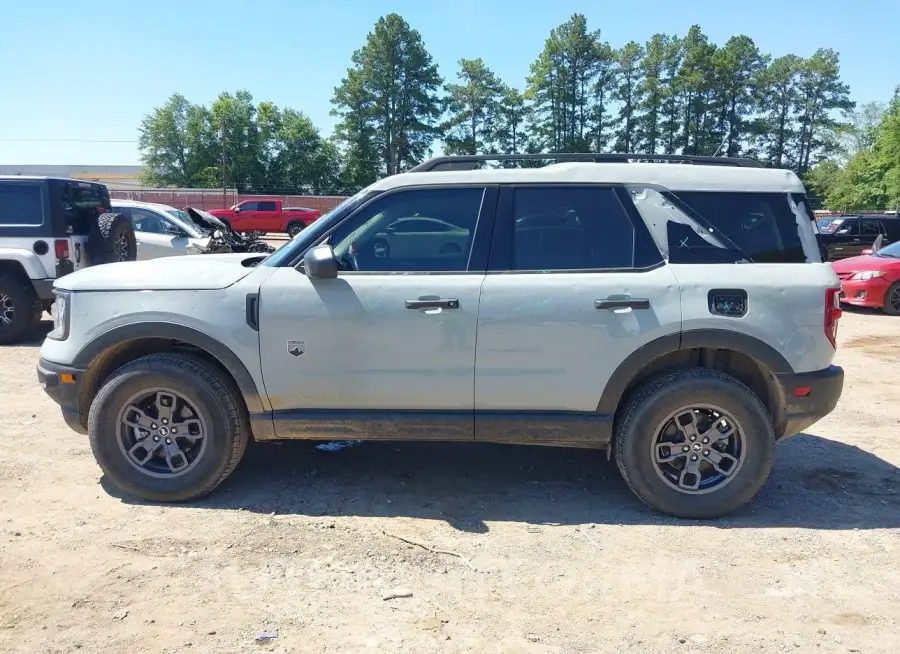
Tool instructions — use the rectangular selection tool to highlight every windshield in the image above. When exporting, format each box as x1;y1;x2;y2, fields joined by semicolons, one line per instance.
875;241;900;258
263;189;378;267
817;218;845;233
162;207;205;235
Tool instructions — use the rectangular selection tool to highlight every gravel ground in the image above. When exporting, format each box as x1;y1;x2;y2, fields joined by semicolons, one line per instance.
0;310;898;653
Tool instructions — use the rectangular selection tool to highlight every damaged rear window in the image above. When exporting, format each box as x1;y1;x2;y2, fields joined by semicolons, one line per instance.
670;192;807;264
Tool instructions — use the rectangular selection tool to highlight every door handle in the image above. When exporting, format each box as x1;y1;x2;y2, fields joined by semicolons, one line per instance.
595;298;650;310
406;298;460;310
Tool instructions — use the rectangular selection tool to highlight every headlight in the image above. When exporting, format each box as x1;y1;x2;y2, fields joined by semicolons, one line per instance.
49;290;70;340
850;270;885;281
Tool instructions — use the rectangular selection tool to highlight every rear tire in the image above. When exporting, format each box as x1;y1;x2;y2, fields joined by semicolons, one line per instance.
89;213;137;264
0;274;41;345
287;222;304;237
87;353;250;502
614;369;774;519
881;281;900;316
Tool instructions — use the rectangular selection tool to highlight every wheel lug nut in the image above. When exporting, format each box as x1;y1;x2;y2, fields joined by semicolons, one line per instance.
153;436;160;442
171;427;178;434
689;436;696;441
162;419;168;425
682;446;690;452
165;438;171;444
702;438;709;444
151;423;158;429
690;455;698;461
703;450;710;456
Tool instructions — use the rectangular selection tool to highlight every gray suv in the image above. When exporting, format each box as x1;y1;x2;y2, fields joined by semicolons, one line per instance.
37;154;844;519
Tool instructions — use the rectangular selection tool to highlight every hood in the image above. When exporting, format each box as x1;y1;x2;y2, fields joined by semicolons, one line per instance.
186;206;229;232
831;254;900;274
55;253;264;292
207;208;232;217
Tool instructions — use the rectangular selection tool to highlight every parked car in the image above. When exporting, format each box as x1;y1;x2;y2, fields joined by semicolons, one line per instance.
111;200;275;259
816;214;900;261
832;238;900;314
0;176;136;344
208;200;320;237
37;152;843;520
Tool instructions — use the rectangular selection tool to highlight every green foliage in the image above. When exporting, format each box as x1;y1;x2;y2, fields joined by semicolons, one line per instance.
331;13;443;176
139;12;879;197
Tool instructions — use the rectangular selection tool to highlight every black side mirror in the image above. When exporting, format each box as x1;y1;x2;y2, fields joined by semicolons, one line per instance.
301;244;338;279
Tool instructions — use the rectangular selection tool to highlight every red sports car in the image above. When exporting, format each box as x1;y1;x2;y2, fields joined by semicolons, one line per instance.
831;240;900;315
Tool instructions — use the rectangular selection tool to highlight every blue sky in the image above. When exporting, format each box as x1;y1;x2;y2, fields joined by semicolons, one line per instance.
1;0;897;166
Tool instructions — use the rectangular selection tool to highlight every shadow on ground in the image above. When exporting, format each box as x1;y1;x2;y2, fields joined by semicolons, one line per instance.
9;319;53;348
105;433;900;533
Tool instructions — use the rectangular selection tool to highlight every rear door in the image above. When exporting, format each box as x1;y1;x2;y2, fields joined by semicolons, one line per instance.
473;184;681;444
857;218;883;256
255;200;279;232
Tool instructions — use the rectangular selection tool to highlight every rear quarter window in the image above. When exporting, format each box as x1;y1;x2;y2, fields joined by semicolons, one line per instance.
0;183;44;226
672;191;806;264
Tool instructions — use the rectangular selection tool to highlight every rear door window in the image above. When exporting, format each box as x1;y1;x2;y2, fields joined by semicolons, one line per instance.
257;201;278;212
672;192;806;263
0;183;43;225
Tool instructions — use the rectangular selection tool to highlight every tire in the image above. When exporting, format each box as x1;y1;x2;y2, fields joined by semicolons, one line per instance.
614;369;774;519
87;353;250;502
881;281;900;316
0;273;42;345
287;222;304;238
220;219;232;232
89;213;137;264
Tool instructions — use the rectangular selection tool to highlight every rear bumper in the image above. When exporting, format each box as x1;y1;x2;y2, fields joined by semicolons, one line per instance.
775;365;844;439
30;279;55;301
37;358;87;434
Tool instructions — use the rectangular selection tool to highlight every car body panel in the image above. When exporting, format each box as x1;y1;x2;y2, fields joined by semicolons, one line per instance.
832;251;900;310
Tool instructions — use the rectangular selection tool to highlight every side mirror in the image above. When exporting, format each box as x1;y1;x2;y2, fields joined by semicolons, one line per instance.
301;244;338;279
164;224;186;237
861;248;874;255
234;206;242;213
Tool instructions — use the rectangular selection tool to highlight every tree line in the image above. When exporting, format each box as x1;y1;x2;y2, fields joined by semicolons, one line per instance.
140;12;885;203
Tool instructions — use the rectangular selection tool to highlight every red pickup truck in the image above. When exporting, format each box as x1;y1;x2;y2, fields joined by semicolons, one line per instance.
208;200;320;237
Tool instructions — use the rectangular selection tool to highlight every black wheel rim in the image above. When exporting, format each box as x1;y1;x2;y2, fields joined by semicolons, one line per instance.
116;388;208;478
0;293;14;327
889;286;900;313
115;233;130;261
289;225;301;236
651;404;745;494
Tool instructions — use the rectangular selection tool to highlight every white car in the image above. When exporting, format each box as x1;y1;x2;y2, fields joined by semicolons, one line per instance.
111;200;213;260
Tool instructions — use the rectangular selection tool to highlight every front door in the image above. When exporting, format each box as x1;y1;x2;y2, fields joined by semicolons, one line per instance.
473;185;681;445
257;184;496;441
129;208;185;260
828;217;859;260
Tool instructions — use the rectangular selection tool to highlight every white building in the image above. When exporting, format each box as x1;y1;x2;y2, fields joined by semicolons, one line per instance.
0;165;145;190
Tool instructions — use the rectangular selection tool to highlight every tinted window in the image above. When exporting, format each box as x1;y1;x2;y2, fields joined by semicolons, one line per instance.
257;201;278;212
328;187;484;272
673;192;806;263
240;202;259;211
861;219;881;235
510;187;638;270
0;184;43;226
833;218;858;236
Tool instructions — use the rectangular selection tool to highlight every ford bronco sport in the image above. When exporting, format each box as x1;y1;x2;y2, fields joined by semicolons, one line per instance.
0;176;136;344
37;154;844;519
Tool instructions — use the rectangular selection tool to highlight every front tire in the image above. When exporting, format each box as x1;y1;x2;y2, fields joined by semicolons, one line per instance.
614;369;774;519
881;281;900;316
286;222;304;238
87;353;249;502
0;274;41;345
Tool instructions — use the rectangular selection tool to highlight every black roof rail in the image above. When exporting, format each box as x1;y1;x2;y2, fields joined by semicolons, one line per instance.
408;152;764;172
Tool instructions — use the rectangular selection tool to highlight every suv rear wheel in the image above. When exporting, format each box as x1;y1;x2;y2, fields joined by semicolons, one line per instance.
614;369;774;519
88;353;249;502
0;273;42;345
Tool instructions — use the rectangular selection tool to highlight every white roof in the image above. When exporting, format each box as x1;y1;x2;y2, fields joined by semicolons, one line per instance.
112;199;178;212
370;162;806;194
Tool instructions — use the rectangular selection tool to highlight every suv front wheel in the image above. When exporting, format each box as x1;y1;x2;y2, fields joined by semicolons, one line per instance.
614;369;774;519
88;353;249;502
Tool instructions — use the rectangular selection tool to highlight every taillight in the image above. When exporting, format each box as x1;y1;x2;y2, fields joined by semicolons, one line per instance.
824;287;842;349
54;239;70;260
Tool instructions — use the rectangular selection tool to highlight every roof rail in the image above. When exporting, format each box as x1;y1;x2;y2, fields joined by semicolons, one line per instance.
408;153;764;172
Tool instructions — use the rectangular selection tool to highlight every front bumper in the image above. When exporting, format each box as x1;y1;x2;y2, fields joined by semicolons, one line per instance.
37;358;87;434
775;365;844;439
839;277;890;309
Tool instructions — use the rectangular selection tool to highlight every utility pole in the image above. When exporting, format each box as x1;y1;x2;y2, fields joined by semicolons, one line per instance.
220;123;228;208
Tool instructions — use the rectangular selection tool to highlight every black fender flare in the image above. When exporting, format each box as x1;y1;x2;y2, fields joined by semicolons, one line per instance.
595;329;791;414
73;322;266;414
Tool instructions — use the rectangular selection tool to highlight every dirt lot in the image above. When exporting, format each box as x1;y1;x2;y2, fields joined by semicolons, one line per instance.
0;311;898;654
